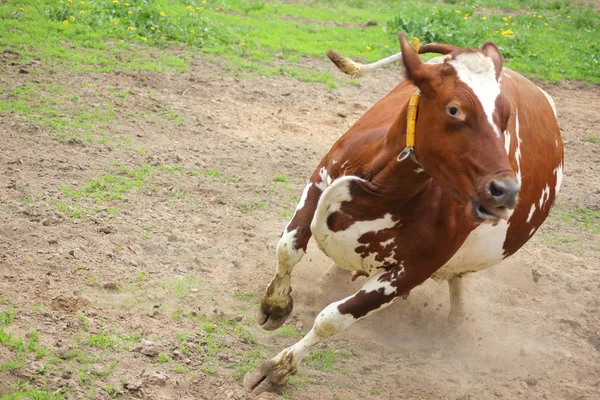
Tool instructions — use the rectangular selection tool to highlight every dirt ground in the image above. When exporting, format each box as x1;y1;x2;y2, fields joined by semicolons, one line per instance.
1;50;599;400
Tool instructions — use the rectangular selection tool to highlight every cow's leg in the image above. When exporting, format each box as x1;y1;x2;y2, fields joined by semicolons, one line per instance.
257;181;322;330
448;275;466;325
245;266;408;394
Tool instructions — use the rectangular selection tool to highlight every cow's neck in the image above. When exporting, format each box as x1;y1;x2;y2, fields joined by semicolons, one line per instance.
371;104;432;202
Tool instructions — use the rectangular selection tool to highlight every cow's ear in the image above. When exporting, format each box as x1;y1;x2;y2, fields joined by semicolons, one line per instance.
482;42;503;80
399;33;434;90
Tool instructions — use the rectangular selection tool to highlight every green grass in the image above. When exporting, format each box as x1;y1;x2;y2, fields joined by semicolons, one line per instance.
303;348;348;371
0;0;597;83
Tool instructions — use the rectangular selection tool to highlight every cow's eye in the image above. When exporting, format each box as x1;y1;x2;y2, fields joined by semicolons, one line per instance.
448;107;459;116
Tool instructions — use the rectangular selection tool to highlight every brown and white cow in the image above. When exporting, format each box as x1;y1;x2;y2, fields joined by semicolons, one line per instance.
243;33;563;394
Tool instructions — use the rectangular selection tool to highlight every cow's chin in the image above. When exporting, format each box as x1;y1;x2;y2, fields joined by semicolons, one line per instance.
469;197;511;225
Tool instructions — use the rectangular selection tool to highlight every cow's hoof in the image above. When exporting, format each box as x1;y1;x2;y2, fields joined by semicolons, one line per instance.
257;296;294;331
243;355;296;394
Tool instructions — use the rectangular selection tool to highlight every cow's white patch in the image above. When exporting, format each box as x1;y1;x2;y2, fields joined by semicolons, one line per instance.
332;159;338;165
538;86;558;117
526;203;536;223
293;182;312;216
341;160;349;169
316;167;332;191
414;168;425;174
311;176;399;273
514;108;523;186
503;129;511;155
503;72;513;79
380;238;395;248
432;221;510;280
449;53;501;136
277;228;306;269
529;227;537;236
539;184;551;208
554;163;563;195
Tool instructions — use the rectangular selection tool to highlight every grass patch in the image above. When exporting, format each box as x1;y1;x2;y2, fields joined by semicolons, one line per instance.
304;348;348;371
0;1;597;83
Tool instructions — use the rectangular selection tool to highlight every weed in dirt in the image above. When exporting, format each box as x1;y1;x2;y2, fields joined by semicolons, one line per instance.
584;134;599;144
275;324;303;337
371;386;382;395
304;348;348;371
274;174;290;183
558;205;600;234
0;382;69;400
157;352;173;363
173;364;187;374
232;349;266;380
169;276;201;298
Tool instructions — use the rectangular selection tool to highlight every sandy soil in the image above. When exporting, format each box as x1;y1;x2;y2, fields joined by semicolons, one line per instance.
0;50;599;400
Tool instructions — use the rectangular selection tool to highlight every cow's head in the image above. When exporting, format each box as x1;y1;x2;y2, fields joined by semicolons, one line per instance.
399;33;519;224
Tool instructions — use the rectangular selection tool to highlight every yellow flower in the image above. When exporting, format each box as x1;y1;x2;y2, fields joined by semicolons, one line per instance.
567;15;571;19
526;11;531;15
141;37;147;41
202;0;207;3
455;10;461;14
138;7;141;10
80;1;85;3
500;29;514;37
69;16;75;22
160;11;166;16
79;10;84;14
186;5;192;8
63;20;69;25
537;15;542;18
464;13;470;17
481;16;487;20
19;7;24;11
544;23;549;26
157;29;161;33
587;29;592;32
150;26;155;30
463;16;469;20
190;8;195;12
127;10;132;14
508;16;512;19
124;2;129;5
112;18;119;25
384;45;389;48
190;29;196;33
112;0;118;3
128;26;136;30
502;17;507;21
214;7;219;11
67;0;72;2
365;45;371;51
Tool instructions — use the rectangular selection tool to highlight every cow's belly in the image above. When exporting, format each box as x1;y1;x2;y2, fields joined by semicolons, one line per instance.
431;221;510;281
310;176;399;275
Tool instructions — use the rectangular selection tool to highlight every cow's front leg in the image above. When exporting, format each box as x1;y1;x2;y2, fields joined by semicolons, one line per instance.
448;275;466;326
246;266;408;394
258;181;322;330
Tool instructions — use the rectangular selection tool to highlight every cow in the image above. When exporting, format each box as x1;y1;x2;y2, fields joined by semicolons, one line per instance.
243;33;563;394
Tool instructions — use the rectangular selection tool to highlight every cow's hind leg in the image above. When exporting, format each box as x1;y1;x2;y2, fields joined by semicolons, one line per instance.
258;182;321;330
245;266;408;394
448;275;466;326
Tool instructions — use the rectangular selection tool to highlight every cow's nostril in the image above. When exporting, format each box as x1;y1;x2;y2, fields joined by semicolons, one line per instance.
489;181;504;198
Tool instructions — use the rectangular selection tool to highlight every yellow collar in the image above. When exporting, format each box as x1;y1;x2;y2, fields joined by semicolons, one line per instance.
397;89;421;165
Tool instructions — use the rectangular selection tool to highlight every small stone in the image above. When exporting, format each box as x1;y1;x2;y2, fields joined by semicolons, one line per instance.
141;370;169;385
168;234;178;242
103;282;118;291
234;315;243;322
48;239;58;245
124;379;143;391
98;226;116;234
525;377;538;386
61;370;72;379
137;340;159;357
295;321;304;331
